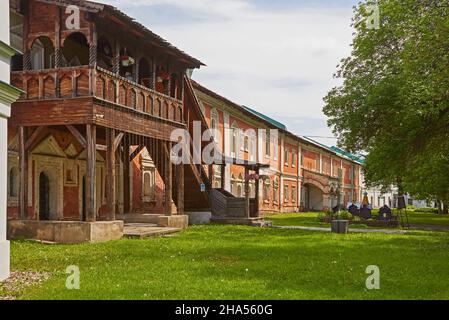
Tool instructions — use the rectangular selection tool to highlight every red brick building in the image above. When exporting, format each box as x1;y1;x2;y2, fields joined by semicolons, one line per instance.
5;0;362;242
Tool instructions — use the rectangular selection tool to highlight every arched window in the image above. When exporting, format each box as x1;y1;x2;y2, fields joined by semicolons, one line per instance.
9;167;19;198
263;180;270;202
142;169;155;202
62;32;89;67
210;108;219;139
273;178;279;203
143;172;152;196
231;174;237;196
30;36;55;70
265;131;271;157
231;122;239;157
138;57;152;88
237;185;242;198
97;36;114;71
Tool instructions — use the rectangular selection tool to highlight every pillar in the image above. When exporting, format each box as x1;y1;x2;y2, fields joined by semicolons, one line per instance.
244;167;250;218
177;164;184;215
123;135;130;214
0;115;10;280
85;124;97;222
106;128;116;221
164;142;174;216
18;126;28;220
255;167;260;217
221;164;226;191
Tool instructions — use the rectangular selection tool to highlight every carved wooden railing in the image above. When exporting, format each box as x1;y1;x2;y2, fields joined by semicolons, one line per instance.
10;66;184;124
94;67;184;123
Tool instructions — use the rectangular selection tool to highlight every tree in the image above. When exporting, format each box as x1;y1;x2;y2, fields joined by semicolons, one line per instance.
323;0;449;213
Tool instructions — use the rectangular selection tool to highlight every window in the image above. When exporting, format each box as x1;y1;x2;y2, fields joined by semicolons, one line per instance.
231;174;237;196
263;181;270;202
142;169;156;202
284;185;289;203
315;157;321;172
265;131;270;157
292;186;297;203
292;153;297;167
284;148;289;166
300;153;304;166
273;134;278;160
210;108;219;140
273;178;279;203
244;135;249;151
237;185;242;197
231;123;239;156
9;167;19;198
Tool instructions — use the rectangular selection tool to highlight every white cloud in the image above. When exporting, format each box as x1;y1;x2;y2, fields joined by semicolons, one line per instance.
95;0;355;137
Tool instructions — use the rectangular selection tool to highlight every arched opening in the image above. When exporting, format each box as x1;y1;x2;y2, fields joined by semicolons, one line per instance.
39;172;50;220
155;66;169;95
30;36;54;70
62;32;89;67
170;73;178;98
138;58;152;88
97;36;114;70
119;48;135;81
9;167;19;198
303;183;324;211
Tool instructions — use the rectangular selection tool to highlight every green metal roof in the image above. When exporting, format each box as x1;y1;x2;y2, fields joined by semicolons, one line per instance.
241;105;287;130
330;146;365;164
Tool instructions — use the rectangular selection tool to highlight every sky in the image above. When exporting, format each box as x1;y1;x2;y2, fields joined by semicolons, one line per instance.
96;0;358;143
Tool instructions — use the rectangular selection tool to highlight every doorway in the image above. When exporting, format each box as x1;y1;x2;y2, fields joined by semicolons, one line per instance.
82;176;86;221
39;172;50;220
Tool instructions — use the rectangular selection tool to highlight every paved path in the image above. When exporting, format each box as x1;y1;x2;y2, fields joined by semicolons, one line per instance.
273;225;407;234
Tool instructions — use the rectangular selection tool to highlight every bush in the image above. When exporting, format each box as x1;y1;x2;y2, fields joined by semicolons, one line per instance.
336;210;353;221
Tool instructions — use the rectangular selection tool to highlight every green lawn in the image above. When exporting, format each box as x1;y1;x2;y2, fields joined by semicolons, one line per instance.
406;211;449;226
267;212;373;229
267;211;449;229
2;225;449;300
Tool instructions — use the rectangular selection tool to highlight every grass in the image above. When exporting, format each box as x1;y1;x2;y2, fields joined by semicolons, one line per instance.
406;211;449;226
267;211;449;229
267;212;373;229
2;225;449;300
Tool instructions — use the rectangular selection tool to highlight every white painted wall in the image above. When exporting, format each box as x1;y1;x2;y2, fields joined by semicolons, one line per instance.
0;0;11;281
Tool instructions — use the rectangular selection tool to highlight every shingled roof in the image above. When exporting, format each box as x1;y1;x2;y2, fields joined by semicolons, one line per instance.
37;0;205;68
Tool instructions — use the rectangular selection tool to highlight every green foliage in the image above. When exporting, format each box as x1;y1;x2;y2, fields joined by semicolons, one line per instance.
323;0;449;203
336;211;353;221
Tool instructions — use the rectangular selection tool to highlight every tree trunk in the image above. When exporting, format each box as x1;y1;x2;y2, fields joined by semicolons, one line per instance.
436;200;443;214
443;202;448;215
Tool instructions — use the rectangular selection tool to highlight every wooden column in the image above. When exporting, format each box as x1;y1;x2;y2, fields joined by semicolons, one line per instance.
123;135;130;214
106;128;116;221
177;164;184;215
164;142;173;216
85;124;97;222
18;127;28;220
255;167;260;218
244;167;250;218
221;163;226;191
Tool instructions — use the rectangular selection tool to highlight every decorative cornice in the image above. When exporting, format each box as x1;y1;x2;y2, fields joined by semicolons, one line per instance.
0;80;23;105
0;40;21;58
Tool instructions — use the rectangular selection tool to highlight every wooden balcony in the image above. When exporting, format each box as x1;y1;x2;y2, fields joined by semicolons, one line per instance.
10;66;185;140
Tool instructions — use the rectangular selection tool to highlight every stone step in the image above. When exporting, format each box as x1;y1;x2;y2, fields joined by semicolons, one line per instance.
123;224;182;239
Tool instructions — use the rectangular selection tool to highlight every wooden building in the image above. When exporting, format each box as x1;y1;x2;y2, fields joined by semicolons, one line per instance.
5;0;363;243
